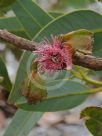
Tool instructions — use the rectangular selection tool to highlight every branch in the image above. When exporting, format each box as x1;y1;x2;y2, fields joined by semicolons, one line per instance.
0;29;39;51
73;52;102;71
0;29;102;71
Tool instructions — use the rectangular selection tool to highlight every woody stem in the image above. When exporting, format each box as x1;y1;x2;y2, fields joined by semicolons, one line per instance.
0;29;102;71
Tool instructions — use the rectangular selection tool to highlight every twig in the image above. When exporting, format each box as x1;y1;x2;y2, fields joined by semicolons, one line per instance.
73;52;102;71
0;29;39;51
0;29;102;71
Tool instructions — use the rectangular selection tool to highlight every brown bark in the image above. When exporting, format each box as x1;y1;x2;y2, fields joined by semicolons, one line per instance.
0;29;39;51
73;52;102;71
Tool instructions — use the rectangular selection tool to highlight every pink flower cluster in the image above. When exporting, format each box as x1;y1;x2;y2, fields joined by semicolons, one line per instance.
34;36;73;72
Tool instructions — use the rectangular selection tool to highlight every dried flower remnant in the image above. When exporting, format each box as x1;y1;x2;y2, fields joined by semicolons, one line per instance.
21;62;47;104
60;29;93;55
34;36;73;72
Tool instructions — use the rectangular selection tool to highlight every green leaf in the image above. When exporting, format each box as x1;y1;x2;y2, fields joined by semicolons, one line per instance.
59;0;96;9
89;31;102;77
81;107;102;136
35;10;102;41
93;31;102;57
0;0;16;9
5;53;43;136
4;1;52;136
17;81;89;111
0;17;28;38
4;109;43;136
12;0;53;39
8;0;53;103
0;17;21;31
8;52;32;102
0;57;12;91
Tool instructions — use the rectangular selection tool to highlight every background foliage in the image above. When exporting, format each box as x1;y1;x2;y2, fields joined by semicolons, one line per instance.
0;0;102;136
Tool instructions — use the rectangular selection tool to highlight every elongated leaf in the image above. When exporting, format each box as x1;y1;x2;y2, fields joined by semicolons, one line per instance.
8;0;53;103
0;17;21;31
17;81;89;111
59;0;96;9
4;109;43;136
93;31;102;57
35;10;102;41
5;1;52;136
89;31;102;77
0;57;12;91
81;107;102;136
12;0;53;39
0;17;28;37
17;0;53;26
